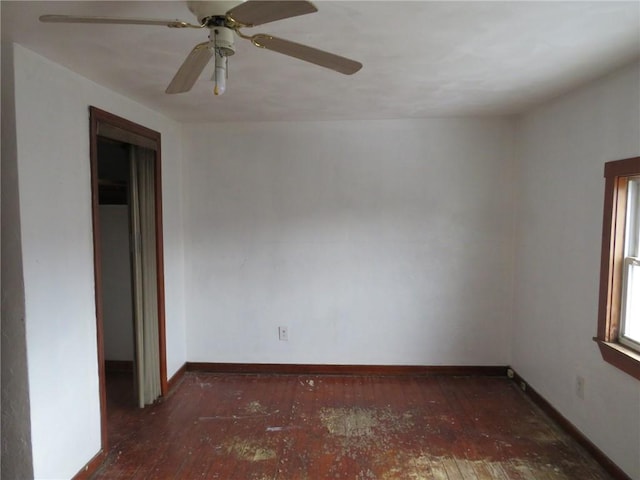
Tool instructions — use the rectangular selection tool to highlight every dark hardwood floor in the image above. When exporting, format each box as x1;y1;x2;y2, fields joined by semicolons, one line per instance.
92;371;613;479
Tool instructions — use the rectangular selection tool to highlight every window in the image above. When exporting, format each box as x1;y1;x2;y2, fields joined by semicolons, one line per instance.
620;177;640;349
596;156;640;380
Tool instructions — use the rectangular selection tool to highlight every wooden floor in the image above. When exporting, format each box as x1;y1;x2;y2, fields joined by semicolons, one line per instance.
92;371;613;480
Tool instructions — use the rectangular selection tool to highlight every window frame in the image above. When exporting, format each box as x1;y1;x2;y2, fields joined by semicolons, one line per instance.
595;156;640;380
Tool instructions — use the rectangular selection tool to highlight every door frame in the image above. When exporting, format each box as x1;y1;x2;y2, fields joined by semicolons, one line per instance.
89;106;168;449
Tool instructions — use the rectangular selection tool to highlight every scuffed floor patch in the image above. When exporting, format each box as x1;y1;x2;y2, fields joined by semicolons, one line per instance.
320;407;379;437
243;400;269;415
224;436;276;462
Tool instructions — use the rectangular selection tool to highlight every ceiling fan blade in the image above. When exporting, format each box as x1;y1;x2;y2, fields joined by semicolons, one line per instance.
251;34;362;75
39;15;200;28
166;42;213;94
227;1;317;27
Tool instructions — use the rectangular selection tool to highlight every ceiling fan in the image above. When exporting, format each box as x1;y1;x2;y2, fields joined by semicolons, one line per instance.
39;0;363;96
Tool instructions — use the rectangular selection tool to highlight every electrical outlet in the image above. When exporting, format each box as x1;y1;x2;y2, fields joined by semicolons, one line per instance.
278;326;288;341
575;376;585;399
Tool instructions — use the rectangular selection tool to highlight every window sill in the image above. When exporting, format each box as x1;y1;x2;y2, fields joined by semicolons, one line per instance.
594;338;640;380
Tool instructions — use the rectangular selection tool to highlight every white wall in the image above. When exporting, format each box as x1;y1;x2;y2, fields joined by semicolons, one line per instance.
1;39;35;480
11;44;187;480
512;61;640;479
99;205;134;361
183;119;515;366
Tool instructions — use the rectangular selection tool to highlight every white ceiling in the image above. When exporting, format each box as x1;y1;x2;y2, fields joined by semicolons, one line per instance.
2;1;639;123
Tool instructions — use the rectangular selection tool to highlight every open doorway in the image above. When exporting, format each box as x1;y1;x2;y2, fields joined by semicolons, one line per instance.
89;107;168;451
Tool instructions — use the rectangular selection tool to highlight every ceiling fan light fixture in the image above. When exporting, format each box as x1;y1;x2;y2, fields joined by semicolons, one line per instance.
210;26;233;95
212;52;227;95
